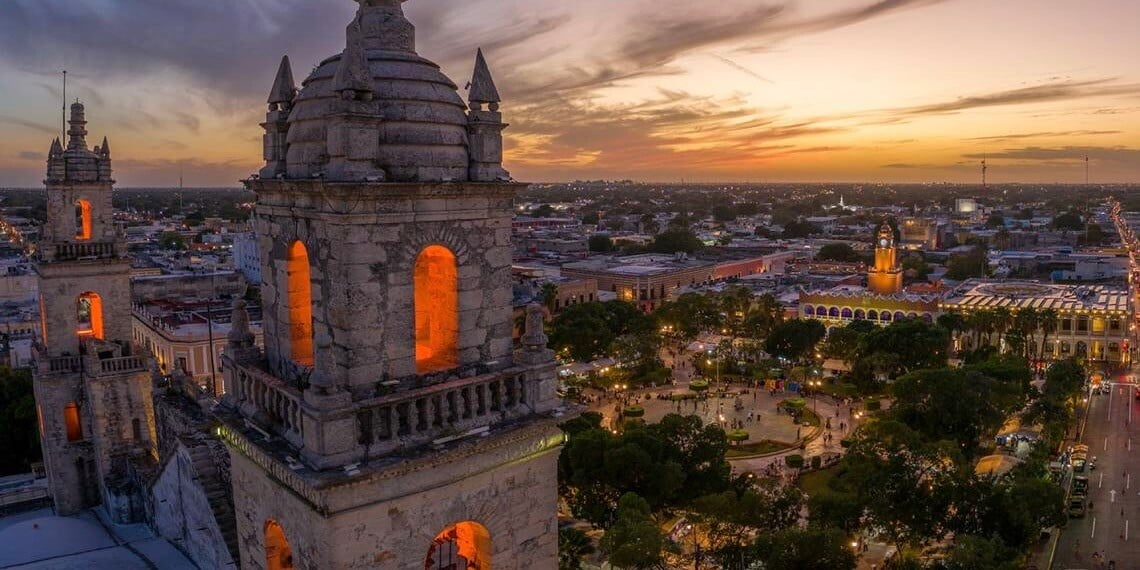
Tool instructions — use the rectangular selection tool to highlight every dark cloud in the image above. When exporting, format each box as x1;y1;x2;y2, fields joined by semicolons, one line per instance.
896;79;1140;117
962;146;1140;163
966;130;1122;141
17;151;43;161
0;115;58;135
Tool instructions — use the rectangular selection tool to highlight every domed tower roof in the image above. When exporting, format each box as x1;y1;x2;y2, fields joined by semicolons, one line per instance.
283;0;471;182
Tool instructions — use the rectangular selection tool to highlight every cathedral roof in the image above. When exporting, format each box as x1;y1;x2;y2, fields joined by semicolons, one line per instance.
282;0;471;182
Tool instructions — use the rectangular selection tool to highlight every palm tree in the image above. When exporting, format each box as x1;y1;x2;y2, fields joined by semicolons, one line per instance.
1014;307;1039;358
992;307;1013;350
937;312;966;355
1038;308;1059;362
559;527;596;570
540;282;559;313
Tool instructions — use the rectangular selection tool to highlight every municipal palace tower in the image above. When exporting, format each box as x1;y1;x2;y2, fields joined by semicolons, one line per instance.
33;102;156;520
218;0;566;567
867;221;903;295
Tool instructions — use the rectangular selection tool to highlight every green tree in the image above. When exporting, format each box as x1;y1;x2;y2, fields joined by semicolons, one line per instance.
533;203;556;218
820;325;865;365
782;219;820;239
748;528;857;570
600;493;672;569
548;301;655;361
945;246;988;280
936;535;1020;570
857;318;949;375
713;204;738;222
649;228;703;254
559;527;595;570
1052;210;1084;230
985;213;1005;228
1082;222;1105;245
158;231;187;250
589;234;615;252
0;367;39;476
765;319;826;362
656;293;722;339
816;242;862;262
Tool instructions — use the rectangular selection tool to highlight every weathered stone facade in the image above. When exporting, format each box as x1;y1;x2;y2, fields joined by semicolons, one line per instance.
219;1;569;567
33;103;157;520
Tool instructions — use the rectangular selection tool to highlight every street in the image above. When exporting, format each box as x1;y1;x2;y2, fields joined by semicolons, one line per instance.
1053;381;1140;569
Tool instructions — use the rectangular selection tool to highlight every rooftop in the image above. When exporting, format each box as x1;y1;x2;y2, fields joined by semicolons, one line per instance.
941;280;1131;314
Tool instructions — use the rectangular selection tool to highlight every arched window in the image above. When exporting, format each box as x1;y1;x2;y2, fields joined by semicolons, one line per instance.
75;199;92;241
867;310;878;321
815;306;827;317
894;311;906;321
77;292;104;340
265;520;294;570
426;521;491;570
286;241;314;366
854;309;866;320
881;312;893;322
415;246;458;374
828;307;839;318
841;308;853;320
64;402;82;442
802;305;814;317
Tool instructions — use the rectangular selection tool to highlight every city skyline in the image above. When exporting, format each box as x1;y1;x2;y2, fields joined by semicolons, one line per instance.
0;0;1138;187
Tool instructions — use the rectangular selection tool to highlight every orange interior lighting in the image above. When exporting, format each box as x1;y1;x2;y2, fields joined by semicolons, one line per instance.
265;520;295;570
77;292;104;340
287;241;314;366
75;199;92;241
426;521;491;570
415;245;458;374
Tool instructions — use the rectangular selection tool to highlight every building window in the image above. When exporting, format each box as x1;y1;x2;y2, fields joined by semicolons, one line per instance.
1110;319;1122;332
132;418;142;441
415;246;459;374
77;292;104;340
1092;317;1106;334
1077;316;1089;333
64;402;82;442
1061;318;1072;332
1060;341;1070;354
286;240;314;366
265;520;295;570
426;521;492;570
74;199;92;241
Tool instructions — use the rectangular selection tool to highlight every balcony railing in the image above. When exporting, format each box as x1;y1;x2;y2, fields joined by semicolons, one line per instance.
40;241;119;262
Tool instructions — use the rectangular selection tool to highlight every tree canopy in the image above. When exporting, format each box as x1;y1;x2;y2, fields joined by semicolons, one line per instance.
548;301;656;362
816;242;862;263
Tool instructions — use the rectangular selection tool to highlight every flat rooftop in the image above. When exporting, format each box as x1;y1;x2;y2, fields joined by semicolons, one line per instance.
941;280;1130;314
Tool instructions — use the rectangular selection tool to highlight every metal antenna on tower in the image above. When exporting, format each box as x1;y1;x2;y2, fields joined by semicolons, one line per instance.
1085;155;1090;185
981;155;988;191
61;70;67;141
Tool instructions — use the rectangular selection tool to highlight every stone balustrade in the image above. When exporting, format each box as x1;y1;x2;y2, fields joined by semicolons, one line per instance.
353;369;533;456
93;355;148;376
232;364;305;445
41;241;118;262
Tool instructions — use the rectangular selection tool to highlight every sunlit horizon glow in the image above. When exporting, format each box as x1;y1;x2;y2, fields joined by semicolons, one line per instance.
0;0;1137;187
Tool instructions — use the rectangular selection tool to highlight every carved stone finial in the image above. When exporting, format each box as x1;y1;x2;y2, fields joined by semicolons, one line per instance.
99;136;110;157
268;55;297;106
521;304;548;351
353;0;415;52
468;48;501;111
227;299;255;348
66;101;88;152
49;137;63;157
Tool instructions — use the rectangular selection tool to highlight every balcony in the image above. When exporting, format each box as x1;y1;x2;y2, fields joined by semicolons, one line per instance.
38;241;119;262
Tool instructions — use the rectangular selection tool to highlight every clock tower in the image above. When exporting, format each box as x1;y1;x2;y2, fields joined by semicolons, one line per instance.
867;222;903;295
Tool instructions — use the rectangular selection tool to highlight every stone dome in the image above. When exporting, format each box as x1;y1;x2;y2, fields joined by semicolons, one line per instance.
283;0;470;183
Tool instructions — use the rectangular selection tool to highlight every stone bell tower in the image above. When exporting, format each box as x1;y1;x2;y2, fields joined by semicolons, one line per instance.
219;1;567;568
32;102;156;520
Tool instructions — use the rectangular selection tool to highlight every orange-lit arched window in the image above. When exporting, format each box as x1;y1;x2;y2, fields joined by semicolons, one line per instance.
426;521;491;570
75;199;92;240
287;241;314;366
64;402;83;442
265;520;295;570
77;292;104;340
414;246;458;374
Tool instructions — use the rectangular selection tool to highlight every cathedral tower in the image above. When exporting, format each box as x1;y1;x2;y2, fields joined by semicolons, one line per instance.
867;221;903;295
220;2;565;567
33;103;156;519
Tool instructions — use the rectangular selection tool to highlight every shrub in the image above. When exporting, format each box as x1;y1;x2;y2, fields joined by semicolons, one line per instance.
786;454;805;469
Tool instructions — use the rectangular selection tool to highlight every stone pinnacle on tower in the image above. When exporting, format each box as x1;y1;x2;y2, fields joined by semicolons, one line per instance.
99;136;111;157
66;101;88;151
334;20;374;100
268;55;297;107
353;0;415;53
48;137;63;157
468;48;501;111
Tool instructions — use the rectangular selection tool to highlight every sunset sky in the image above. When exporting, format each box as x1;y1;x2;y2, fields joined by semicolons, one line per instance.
0;0;1137;187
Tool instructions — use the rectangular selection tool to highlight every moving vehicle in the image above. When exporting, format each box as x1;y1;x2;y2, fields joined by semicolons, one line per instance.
1068;496;1087;518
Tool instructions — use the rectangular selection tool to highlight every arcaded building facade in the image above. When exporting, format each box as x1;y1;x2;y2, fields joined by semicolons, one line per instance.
218;1;566;568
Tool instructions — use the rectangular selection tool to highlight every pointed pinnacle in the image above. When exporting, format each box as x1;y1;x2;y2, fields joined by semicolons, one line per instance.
100;136;110;156
268;55;297;105
49;137;63;156
468;48;501;105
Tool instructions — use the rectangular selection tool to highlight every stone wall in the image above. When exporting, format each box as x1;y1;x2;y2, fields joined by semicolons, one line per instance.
229;423;561;569
252;181;522;390
151;440;238;569
32;371;98;514
36;259;133;355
